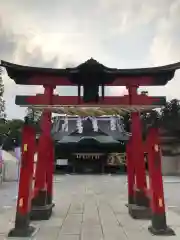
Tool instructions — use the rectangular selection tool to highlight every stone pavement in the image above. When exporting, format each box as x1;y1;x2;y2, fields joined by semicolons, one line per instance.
1;175;180;239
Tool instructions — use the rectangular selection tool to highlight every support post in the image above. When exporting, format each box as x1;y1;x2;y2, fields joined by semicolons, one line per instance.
126;85;150;219
128;111;151;219
31;86;54;220
147;128;175;236
46;137;55;205
131;111;148;207
31;133;48;209
126;138;135;205
8;122;37;237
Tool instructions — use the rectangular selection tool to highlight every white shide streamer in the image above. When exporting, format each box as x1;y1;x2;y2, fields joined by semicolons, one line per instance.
62;116;69;132
76;117;83;133
110;116;116;131
91;117;98;132
64;116;69;132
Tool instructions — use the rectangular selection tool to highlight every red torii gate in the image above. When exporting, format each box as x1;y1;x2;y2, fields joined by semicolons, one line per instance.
1;58;180;237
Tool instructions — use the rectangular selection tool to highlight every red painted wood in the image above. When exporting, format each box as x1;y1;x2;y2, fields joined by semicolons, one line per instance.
126;138;135;202
46;137;54;201
131;112;147;191
17;125;36;215
18;95;164;106
28;75;154;86
33;87;53;199
52;95;129;105
147;128;166;214
34;134;47;190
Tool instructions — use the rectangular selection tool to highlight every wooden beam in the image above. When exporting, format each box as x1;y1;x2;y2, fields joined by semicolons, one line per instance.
28;76;154;86
15;95;166;107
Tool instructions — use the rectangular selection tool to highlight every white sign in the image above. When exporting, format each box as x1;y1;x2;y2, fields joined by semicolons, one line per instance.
56;159;68;166
75;153;103;159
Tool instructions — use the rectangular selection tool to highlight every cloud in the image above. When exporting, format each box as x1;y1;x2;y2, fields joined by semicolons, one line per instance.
0;0;180;119
140;0;180;100
0;17;60;119
149;0;180;65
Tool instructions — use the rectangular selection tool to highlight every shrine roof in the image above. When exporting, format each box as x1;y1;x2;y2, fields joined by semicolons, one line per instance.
57;135;120;145
52;116;130;142
1;58;180;86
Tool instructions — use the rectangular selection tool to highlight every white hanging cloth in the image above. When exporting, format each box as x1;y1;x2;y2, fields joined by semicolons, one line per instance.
62;116;68;132
64;116;69;132
76;117;83;133
110;116;116;131
91;117;98;132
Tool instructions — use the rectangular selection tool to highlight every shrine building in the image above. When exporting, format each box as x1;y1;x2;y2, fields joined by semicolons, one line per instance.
52;115;130;174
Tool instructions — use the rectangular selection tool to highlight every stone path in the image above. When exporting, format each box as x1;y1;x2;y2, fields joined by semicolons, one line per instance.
1;175;180;239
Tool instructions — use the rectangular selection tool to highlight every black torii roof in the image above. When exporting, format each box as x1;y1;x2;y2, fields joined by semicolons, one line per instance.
1;58;180;86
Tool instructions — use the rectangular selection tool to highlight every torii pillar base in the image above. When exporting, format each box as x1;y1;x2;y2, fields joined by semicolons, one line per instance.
8;222;37;238
30;204;54;221
31;191;54;220
128;204;151;220
148;214;175;236
134;189;150;207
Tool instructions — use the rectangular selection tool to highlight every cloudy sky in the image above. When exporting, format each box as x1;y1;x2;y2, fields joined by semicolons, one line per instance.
0;0;180;119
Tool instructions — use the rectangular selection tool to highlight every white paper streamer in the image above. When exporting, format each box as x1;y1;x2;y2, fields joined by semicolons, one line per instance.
64;116;68;132
91;117;98;132
76;117;83;133
62;116;69;132
110;117;116;131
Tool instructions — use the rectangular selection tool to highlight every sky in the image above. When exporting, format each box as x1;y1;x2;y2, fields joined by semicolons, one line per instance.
0;0;180;119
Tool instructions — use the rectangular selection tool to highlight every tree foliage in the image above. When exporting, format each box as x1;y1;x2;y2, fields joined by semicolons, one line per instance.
25;107;42;123
160;99;180;131
122;98;180;136
0;118;24;150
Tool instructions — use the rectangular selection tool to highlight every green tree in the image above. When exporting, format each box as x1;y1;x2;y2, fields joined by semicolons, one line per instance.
0;118;24;150
25;107;42;123
161;99;180;131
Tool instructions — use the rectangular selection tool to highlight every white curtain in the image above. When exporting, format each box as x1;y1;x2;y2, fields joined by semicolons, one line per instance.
76;117;83;133
110;116;116;131
91;117;98;132
62;116;68;132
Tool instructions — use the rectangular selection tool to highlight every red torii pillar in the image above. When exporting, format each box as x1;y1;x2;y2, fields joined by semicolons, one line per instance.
126;85;150;219
8;120;37;237
131;111;148;205
126;138;135;205
46;136;55;205
31;86;55;220
147;127;175;236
